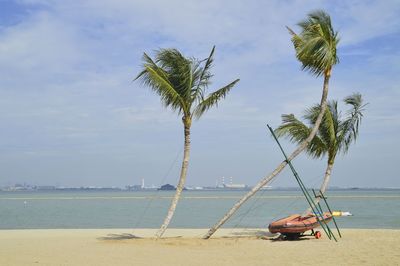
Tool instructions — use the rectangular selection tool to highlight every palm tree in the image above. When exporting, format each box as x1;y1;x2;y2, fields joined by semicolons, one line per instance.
204;10;339;239
135;46;239;238
275;93;366;211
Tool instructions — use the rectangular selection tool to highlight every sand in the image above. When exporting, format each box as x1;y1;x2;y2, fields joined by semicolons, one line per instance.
0;228;399;266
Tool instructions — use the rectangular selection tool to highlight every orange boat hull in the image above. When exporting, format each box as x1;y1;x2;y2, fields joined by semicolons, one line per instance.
268;213;333;234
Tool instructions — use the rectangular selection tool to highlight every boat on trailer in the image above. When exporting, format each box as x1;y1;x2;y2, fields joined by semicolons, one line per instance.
268;212;333;239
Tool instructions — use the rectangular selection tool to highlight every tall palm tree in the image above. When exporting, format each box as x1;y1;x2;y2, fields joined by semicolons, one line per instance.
135;46;239;238
275;93;366;211
204;10;339;239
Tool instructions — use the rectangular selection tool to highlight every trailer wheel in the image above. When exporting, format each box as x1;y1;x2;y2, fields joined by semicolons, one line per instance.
315;231;321;239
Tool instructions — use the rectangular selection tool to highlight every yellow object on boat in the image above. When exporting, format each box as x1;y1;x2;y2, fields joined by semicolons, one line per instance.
332;211;352;216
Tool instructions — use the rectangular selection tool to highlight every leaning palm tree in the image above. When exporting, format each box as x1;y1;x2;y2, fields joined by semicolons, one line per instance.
135;46;239;238
204;10;339;239
275;93;366;211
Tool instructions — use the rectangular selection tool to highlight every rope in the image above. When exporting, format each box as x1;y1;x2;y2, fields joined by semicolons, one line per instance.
131;147;183;235
228;171;324;232
264;173;323;226
229;185;269;234
191;171;323;239
228;169;283;233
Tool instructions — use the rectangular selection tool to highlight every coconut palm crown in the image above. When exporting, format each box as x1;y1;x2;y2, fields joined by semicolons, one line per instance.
287;10;340;77
135;46;239;122
275;93;367;194
135;46;239;238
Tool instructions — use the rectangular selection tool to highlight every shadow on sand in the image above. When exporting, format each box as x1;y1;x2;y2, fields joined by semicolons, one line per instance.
98;233;142;241
97;230;311;242
228;229;311;242
269;235;311;242
220;229;277;239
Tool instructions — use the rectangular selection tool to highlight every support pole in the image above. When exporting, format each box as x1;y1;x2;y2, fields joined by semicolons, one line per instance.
267;124;336;241
319;190;342;238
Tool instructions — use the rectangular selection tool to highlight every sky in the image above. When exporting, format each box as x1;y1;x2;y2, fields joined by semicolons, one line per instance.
0;0;399;188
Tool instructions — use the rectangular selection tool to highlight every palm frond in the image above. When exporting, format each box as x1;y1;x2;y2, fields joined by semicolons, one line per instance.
287;26;304;53
135;52;187;114
193;79;239;119
275;114;327;158
192;46;215;104
338;93;367;153
303;104;321;126
302;101;339;156
156;49;194;102
321;101;338;154
134;53;167;81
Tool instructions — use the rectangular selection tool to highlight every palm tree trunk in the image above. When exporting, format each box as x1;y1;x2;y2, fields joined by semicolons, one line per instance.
203;72;331;239
319;161;333;195
304;159;334;214
156;122;191;238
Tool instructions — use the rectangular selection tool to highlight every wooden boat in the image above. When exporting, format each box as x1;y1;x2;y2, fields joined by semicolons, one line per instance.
268;212;333;237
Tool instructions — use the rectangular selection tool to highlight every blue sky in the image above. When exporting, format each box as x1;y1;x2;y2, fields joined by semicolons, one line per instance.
0;0;399;188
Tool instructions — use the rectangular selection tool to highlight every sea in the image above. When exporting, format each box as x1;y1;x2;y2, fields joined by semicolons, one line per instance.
0;189;399;230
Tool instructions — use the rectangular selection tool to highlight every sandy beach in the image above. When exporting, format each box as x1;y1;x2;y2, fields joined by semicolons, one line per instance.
0;228;399;266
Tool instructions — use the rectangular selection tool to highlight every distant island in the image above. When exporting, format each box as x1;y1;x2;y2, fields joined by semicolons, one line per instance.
158;184;176;191
0;182;399;192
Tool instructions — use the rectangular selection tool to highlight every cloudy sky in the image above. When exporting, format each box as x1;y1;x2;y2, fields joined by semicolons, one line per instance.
0;0;399;188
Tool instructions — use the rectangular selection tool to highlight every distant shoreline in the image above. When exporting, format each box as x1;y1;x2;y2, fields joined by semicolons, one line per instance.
1;187;399;192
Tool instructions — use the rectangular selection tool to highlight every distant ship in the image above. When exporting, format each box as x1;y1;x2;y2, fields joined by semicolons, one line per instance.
222;183;247;189
217;177;248;190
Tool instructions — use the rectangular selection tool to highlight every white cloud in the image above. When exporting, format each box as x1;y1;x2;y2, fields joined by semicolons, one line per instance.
0;11;83;74
333;0;400;45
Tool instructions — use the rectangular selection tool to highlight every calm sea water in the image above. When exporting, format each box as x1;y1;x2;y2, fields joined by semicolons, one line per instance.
0;190;399;229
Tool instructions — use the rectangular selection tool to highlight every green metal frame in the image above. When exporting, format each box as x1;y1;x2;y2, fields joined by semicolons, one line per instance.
314;189;342;238
267;124;340;241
